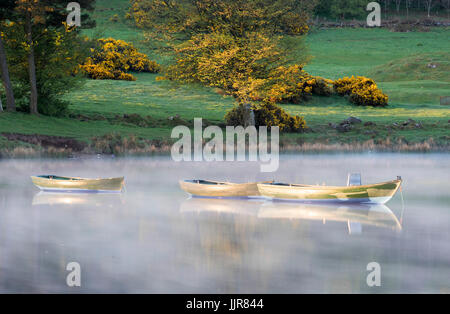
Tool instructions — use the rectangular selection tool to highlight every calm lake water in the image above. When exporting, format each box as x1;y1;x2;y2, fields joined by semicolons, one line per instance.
0;154;449;293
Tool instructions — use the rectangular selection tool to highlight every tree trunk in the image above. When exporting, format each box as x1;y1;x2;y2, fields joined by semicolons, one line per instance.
396;0;401;13
26;13;38;115
244;103;255;127
0;96;3;112
0;34;15;112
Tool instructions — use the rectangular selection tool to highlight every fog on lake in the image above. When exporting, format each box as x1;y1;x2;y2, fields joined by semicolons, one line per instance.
0;153;448;293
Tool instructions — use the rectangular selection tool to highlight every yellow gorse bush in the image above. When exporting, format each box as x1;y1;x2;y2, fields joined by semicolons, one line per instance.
265;65;333;103
81;38;160;81
333;76;388;107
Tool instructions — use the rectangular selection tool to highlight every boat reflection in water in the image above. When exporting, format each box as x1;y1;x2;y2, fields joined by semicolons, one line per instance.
32;191;124;208
259;202;402;234
180;197;402;234
180;197;262;216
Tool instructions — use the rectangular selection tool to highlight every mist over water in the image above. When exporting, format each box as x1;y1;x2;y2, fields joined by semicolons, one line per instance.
0;153;449;293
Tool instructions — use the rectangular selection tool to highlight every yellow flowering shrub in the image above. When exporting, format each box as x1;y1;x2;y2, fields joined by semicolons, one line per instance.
225;101;307;133
279;11;310;35
333;76;388;107
128;0;187;32
265;65;333;103
81;38;160;81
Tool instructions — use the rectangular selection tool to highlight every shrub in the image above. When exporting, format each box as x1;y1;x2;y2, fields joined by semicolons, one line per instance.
110;14;119;23
81;38;160;81
265;65;333;103
225;101;307;133
128;0;188;32
224;102;250;127
333;76;388;107
349;85;389;107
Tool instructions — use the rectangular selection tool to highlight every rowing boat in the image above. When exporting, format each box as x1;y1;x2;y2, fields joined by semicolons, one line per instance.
31;175;124;193
179;180;271;198
257;178;402;204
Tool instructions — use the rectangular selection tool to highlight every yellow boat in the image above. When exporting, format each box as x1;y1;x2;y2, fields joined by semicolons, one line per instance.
257;178;402;204
31;175;124;193
179;180;272;198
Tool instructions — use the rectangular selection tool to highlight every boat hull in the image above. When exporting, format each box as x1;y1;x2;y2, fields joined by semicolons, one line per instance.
257;180;402;204
31;176;124;193
179;180;264;198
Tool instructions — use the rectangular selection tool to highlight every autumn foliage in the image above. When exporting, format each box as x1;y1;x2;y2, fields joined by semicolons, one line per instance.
81;38;160;81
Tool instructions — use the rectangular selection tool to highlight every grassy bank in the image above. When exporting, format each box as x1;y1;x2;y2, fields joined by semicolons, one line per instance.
0;0;449;156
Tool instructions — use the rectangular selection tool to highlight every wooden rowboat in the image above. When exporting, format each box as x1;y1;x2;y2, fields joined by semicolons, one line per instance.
179;180;272;198
31;175;124;193
257;178;402;204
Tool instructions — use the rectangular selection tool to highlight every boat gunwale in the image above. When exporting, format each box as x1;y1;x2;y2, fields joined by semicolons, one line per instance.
257;179;402;190
31;175;125;182
181;180;273;186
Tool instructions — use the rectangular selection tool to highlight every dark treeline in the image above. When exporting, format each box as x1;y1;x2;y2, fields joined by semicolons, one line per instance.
315;0;450;20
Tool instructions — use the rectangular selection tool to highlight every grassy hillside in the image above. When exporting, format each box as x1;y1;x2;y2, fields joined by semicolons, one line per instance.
0;0;449;154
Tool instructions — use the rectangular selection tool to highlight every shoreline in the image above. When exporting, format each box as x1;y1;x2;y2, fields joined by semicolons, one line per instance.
1;140;448;159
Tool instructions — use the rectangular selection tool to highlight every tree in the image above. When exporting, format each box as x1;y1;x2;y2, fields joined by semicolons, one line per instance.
0;0;16;112
383;0;391;19
405;0;412;16
442;0;450;18
395;0;403;13
9;0;96;115
0;33;15;112
329;0;368;20
423;0;434;16
129;0;317;36
14;0;53;114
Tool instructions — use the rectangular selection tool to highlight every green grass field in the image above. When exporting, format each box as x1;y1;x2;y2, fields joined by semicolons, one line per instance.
0;0;449;152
